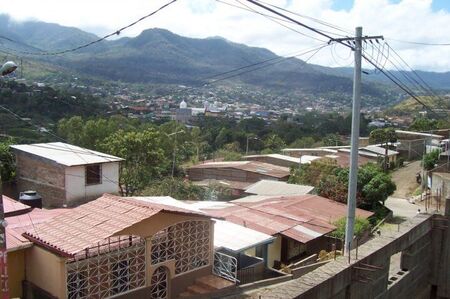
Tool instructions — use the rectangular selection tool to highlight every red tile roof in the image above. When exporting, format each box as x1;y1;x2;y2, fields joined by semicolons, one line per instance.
6;207;67;252
23;194;210;257
3;195;32;216
201;195;373;244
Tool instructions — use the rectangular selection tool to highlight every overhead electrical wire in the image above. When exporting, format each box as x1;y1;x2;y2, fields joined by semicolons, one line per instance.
0;0;178;56
386;38;450;46
254;0;353;35
242;0;443;118
215;0;327;43
364;40;447;111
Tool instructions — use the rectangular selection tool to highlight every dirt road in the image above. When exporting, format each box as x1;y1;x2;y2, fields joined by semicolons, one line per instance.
391;160;422;198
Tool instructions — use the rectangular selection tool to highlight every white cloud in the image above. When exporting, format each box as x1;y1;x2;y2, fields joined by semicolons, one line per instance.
2;0;450;71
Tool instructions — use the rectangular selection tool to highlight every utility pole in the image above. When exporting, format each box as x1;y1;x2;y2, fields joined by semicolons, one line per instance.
0;173;8;299
330;27;383;256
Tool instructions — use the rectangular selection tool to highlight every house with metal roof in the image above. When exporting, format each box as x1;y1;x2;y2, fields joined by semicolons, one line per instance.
193;195;373;269
18;193;243;299
244;153;320;168
10;142;123;207
242;180;314;197
187;161;290;197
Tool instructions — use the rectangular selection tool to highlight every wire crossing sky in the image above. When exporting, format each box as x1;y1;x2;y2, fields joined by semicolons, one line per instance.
2;0;450;71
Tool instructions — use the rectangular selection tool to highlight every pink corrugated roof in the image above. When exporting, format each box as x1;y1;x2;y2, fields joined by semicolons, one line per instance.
23;194;211;257
201;195;373;244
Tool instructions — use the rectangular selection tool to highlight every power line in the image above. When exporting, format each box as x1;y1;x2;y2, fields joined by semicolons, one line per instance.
0;0;177;56
242;0;443;118
215;0;327;43
253;0;353;35
386;38;450;46
364;41;448;115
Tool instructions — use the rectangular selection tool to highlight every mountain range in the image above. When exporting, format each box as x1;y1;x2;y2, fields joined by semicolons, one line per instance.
1;14;449;108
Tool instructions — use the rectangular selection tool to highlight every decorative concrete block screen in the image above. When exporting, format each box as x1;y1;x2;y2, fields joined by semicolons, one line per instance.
66;235;146;299
151;220;211;274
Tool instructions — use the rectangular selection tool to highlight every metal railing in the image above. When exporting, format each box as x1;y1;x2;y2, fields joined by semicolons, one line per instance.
213;251;238;283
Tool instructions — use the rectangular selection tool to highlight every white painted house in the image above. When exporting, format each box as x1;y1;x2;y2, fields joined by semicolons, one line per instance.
11;142;123;208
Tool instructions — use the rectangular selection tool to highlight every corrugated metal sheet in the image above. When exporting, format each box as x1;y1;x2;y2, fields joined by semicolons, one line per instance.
188;161;290;178
244;180;314;196
11;142;123;166
201;195;373;244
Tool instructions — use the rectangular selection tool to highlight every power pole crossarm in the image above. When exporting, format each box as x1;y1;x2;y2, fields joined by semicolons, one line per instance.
328;35;384;44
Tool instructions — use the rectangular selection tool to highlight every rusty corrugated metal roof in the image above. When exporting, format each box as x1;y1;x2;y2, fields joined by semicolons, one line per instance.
188;161;290;178
201;195;373;244
23;194;211;257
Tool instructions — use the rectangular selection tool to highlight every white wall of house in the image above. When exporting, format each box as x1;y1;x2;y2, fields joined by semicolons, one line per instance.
65;162;120;204
431;173;450;199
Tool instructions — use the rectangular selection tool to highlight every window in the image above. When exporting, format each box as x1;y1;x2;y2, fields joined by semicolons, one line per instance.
85;164;101;185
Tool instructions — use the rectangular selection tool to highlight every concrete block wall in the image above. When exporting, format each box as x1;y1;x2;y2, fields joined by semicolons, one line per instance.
15;153;66;208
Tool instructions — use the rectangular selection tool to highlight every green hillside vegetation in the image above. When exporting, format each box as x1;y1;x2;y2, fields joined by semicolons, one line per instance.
391;96;450;113
0;80;107;142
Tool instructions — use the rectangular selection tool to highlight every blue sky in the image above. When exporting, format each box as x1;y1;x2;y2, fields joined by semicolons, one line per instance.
332;0;449;11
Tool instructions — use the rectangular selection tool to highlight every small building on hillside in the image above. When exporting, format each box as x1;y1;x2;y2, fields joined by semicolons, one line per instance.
359;145;399;165
187;161;290;197
11;142;123;208
395;130;444;160
243;180;314;197
244;153;320;168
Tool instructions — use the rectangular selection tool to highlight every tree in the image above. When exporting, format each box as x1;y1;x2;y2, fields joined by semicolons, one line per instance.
322;134;342;147
289;158;338;187
141;177;205;201
422;149;440;170
409;117;437;132
369;128;397;171
263;134;286;153
0;138;16;182
100;129;167;196
289;137;316;148
329;217;371;239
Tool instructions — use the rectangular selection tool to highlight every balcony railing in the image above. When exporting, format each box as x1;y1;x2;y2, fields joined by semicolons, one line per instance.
213;251;238;283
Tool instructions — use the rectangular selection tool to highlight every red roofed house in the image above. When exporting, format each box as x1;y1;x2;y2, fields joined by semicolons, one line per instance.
195;195;373;268
4;195;66;298
18;194;236;299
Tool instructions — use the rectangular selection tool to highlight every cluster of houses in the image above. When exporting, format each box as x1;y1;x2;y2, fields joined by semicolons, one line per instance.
4;128;449;299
